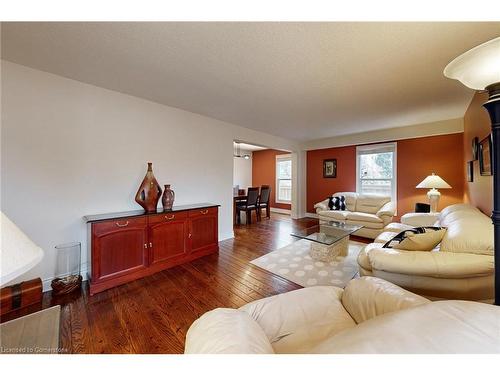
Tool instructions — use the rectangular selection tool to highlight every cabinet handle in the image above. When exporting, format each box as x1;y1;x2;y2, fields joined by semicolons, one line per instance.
115;221;129;227
200;209;209;215
165;214;175;220
144;243;147;249
188;233;192;238
149;242;153;248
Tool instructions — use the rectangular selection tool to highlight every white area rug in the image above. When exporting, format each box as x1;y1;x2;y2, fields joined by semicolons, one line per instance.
251;239;365;288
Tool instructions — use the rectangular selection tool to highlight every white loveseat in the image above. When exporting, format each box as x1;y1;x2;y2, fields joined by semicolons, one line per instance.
358;203;494;301
314;192;395;239
184;277;500;354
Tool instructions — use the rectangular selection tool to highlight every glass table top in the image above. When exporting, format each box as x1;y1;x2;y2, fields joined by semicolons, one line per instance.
291;220;363;246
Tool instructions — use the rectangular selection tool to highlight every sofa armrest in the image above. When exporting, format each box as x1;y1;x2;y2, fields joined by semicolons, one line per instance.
314;198;330;213
184;308;274;354
376;201;395;218
341;277;430;324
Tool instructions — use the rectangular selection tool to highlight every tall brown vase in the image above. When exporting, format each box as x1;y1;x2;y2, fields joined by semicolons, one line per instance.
135;162;162;213
162;184;175;211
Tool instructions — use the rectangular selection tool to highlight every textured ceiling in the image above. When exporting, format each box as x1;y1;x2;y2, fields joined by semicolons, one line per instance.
2;22;499;141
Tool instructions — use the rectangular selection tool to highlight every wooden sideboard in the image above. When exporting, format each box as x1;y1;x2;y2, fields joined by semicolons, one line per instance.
84;203;219;295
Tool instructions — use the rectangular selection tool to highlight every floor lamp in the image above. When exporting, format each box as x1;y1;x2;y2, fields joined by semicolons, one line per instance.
445;36;500;305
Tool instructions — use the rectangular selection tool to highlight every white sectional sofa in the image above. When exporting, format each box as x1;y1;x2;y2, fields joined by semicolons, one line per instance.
184;277;500;354
358;203;494;301
314;192;395;239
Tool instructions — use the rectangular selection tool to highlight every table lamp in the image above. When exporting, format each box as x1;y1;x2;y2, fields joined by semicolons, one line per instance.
1;211;44;286
444;36;500;305
416;173;451;213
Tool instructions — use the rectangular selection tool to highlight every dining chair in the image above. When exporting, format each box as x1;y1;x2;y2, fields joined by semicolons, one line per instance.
236;187;259;225
257;185;271;220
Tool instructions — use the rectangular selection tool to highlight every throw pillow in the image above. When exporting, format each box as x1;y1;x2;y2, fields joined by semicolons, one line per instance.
328;195;346;211
383;227;446;251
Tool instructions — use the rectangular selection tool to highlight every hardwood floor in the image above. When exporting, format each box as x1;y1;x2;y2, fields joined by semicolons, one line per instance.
1;213;321;354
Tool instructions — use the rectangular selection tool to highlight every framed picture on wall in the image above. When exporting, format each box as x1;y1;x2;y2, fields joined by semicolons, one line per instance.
472;137;479;160
479;134;493;176
467;160;474;182
323;159;337;178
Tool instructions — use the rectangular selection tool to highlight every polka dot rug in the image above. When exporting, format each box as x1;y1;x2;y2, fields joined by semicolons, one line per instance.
250;239;365;288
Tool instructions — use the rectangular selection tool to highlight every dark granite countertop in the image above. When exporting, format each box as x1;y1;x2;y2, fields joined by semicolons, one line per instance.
84;202;220;223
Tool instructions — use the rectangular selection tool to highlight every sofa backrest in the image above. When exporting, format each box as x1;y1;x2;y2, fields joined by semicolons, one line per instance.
332;192;358;212
355;194;391;214
439;204;493;256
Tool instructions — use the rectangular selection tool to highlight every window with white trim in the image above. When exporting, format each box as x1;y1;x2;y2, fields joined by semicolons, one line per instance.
356;143;397;203
276;155;292;203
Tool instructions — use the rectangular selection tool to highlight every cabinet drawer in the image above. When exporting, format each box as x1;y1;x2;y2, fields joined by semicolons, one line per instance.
188;207;218;218
148;211;188;225
93;216;147;235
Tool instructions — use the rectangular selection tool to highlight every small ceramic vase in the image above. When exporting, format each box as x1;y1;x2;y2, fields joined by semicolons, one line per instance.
162;184;175;211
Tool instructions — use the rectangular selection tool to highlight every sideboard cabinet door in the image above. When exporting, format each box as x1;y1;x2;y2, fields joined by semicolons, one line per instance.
188;208;218;253
91;217;148;283
148;212;188;265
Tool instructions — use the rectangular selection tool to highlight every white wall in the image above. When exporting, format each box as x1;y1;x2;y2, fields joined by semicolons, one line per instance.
1;61;298;289
232;154;252;190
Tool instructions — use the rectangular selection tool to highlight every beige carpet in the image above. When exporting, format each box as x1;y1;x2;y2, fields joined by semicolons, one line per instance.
0;305;61;354
251;239;364;288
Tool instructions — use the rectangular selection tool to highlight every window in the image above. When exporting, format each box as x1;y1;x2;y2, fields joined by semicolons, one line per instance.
276;155;292;203
356;143;397;203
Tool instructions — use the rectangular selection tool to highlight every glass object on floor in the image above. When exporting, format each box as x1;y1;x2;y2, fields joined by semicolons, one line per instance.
51;242;82;295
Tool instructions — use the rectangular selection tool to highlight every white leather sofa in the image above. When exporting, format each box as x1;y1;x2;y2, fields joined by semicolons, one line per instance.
358;203;494;301
314;192;395;239
184;277;500;354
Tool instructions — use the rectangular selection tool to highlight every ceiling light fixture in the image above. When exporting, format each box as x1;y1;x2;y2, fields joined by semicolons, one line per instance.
444;36;500;305
233;142;251;160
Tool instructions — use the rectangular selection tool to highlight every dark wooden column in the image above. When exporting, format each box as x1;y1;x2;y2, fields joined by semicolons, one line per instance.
483;83;500;306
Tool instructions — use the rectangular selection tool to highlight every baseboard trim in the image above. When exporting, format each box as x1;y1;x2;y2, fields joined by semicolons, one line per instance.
219;231;235;241
270;207;291;215
305;212;319;219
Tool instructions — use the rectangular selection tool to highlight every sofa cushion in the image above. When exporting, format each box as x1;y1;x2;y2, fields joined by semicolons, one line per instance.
240;286;356;354
184;308;275;354
310;301;500;354
319;210;350;220
366;247;494;278
341;277;429;324
346;212;383;223
347;219;384;230
355;195;391;214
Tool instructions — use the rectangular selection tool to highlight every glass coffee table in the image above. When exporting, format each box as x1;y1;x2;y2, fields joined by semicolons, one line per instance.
291;221;363;262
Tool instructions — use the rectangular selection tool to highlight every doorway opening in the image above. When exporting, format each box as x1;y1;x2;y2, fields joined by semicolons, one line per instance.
233;141;293;225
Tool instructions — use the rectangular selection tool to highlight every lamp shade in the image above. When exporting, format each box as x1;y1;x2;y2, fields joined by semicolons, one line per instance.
416;173;452;189
0;211;44;286
444;37;500;90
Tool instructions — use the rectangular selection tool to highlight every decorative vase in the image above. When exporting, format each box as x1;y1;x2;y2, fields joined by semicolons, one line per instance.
51;242;82;295
162;184;175;211
135;162;162;213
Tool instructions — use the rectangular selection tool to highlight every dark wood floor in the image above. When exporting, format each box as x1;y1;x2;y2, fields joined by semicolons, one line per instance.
1;213;321;354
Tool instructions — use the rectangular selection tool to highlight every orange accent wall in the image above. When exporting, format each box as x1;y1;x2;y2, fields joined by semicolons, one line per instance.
252;149;291;210
463;91;493;215
307;133;465;219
